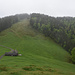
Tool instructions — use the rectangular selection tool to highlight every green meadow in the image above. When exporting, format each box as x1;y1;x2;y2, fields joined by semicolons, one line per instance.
0;19;75;75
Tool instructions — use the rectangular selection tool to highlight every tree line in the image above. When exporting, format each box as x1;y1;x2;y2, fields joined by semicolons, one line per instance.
0;13;30;32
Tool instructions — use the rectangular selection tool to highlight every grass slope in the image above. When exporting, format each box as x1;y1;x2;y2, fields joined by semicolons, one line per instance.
0;19;75;75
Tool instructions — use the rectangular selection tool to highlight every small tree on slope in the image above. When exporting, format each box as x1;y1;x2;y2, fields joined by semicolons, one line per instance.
71;47;75;64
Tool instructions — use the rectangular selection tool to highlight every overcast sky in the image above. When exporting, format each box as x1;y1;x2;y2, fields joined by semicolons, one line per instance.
0;0;75;17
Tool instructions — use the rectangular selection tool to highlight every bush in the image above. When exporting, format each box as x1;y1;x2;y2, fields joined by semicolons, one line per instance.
71;47;75;63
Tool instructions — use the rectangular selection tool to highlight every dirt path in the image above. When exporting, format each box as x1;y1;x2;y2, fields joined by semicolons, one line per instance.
0;45;14;51
0;54;5;59
0;45;14;60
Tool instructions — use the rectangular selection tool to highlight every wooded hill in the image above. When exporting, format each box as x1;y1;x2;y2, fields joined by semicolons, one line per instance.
0;13;30;32
30;13;75;54
0;13;75;57
0;13;75;74
0;19;75;75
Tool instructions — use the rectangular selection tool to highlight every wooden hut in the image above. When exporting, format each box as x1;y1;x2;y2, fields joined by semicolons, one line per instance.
5;50;18;56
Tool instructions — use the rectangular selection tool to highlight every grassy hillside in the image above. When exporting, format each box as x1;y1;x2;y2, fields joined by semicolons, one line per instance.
0;19;75;75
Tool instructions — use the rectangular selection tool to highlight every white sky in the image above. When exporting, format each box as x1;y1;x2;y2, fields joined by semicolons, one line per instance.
0;0;75;17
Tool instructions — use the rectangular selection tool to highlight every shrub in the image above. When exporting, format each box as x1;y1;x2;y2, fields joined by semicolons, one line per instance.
71;47;75;63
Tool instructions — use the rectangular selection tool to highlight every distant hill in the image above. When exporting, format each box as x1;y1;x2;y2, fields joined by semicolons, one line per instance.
0;19;75;75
